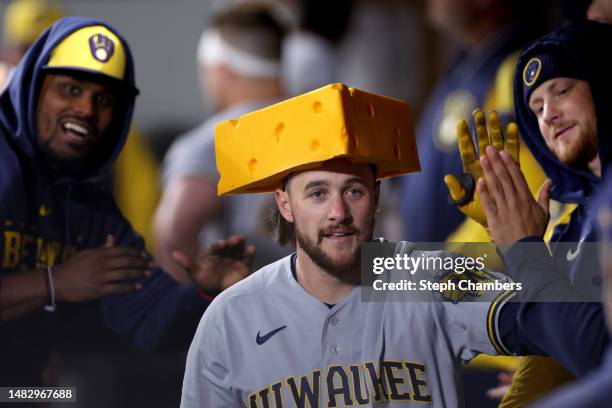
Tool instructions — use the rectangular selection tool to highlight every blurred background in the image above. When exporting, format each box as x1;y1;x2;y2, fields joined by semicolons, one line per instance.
4;0;439;159
0;0;566;158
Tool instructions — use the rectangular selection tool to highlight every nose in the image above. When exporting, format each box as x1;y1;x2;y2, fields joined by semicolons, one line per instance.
73;95;95;118
542;101;561;125
328;194;352;224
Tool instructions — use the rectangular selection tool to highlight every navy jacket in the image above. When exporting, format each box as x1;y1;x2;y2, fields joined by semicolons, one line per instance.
495;22;612;378
0;18;207;385
512;21;612;285
530;174;612;407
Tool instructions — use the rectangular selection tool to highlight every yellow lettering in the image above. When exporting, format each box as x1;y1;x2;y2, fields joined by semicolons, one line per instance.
2;231;21;268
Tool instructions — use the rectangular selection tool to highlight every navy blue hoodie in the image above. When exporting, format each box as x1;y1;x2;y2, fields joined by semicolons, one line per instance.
0;17;207;385
527;169;612;408
512;21;612;286
493;22;612;379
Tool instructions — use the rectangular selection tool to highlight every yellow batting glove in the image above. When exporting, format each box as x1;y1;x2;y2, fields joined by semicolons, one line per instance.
444;109;519;228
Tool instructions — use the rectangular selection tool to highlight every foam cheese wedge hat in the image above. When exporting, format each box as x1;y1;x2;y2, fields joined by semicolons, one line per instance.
215;83;420;195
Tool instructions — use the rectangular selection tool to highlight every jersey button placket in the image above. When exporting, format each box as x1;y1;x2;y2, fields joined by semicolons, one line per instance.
322;313;343;363
328;315;341;356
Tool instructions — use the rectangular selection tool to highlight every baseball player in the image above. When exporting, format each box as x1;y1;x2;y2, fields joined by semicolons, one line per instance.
180;84;608;407
0;16;251;387
445;20;612;406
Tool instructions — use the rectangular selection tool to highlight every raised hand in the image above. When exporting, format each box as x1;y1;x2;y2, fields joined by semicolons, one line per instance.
444;109;519;228
477;146;551;252
173;234;255;298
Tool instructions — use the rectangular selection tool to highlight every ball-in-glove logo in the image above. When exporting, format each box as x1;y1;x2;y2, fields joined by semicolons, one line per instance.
89;33;115;63
523;57;542;87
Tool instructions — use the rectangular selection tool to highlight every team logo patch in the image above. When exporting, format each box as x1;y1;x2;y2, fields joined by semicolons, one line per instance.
89;33;115;63
435;268;496;304
523;57;542;87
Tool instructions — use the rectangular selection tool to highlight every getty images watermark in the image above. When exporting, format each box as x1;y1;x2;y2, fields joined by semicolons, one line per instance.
371;251;521;293
360;241;603;302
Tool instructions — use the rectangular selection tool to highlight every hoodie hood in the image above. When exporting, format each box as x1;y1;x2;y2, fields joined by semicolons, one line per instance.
0;16;138;180
514;21;612;204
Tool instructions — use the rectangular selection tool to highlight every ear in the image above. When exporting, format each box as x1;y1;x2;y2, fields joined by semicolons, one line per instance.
275;188;294;223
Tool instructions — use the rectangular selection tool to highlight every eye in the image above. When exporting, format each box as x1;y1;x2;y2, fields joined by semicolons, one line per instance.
95;93;115;108
530;103;543;117
557;81;576;97
345;187;364;199
64;83;81;96
308;190;327;201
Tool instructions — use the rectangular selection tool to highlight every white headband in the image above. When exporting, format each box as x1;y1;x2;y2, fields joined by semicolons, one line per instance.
197;29;280;79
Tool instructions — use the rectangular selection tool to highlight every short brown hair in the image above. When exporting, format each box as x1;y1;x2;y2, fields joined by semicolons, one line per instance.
266;206;296;248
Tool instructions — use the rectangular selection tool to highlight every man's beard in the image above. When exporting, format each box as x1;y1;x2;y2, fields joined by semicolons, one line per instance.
294;217;375;278
38;139;89;176
549;125;598;167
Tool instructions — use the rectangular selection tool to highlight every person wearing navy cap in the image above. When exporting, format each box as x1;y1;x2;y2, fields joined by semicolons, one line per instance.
0;17;250;387
446;21;612;407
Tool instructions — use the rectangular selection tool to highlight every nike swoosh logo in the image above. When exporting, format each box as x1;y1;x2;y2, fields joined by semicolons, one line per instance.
567;241;584;261
256;325;287;345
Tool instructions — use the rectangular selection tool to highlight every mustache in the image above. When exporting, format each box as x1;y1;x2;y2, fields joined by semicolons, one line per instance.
552;122;575;137
318;225;361;242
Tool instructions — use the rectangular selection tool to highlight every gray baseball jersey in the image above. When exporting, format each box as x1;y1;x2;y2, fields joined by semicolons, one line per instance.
181;242;515;407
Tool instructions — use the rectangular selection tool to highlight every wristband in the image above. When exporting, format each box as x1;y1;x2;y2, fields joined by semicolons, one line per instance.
447;173;475;206
43;266;56;312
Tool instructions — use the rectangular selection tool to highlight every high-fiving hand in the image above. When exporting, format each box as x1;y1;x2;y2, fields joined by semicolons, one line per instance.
173;234;255;298
444;109;551;252
444;110;519;228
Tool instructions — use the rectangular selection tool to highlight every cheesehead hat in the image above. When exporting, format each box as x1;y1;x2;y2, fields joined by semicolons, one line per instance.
215;83;420;195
